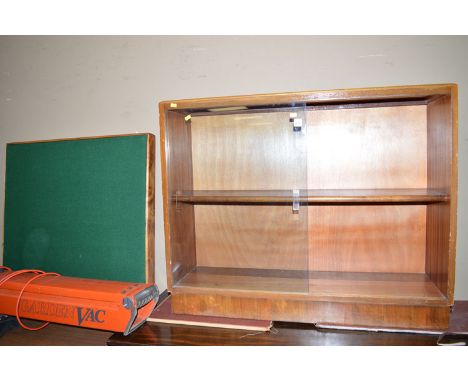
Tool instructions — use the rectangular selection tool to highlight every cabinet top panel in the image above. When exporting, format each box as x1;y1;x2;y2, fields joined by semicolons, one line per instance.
160;83;457;112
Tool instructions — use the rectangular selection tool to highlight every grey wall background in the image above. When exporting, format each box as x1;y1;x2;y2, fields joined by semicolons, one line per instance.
0;36;466;297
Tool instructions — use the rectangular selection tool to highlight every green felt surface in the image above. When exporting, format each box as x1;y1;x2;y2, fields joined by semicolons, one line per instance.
3;135;149;282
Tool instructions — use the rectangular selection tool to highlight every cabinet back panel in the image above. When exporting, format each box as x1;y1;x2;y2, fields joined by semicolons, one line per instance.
309;205;426;273
195;205;308;271
306;105;427;189
191;112;307;190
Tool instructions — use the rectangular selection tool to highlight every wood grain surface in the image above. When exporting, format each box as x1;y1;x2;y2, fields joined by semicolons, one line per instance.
306;105;427;189
174;267;446;305
194;205;308;271
191;111;307;190
426;94;457;303
159;83;454;111
161;111;197;289
175;189;448;204
0;321;111;346
171;293;449;330
308;205;427;273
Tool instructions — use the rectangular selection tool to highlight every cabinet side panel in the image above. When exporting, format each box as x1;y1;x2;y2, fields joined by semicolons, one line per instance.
165;112;197;286
426;95;454;300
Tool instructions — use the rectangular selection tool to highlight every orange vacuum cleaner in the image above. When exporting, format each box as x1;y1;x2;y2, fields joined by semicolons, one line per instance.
0;266;159;335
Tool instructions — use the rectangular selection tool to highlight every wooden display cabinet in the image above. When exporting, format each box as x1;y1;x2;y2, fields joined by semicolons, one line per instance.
159;84;458;331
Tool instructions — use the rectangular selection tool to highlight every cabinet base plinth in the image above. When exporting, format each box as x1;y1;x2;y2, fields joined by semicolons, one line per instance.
171;293;450;331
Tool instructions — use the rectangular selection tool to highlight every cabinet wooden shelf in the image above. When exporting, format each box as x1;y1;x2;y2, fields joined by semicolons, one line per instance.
174;189;449;204
174;267;447;306
160;84;458;331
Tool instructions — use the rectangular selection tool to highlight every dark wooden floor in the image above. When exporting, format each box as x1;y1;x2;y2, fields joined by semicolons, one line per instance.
107;300;468;346
0;320;441;346
0;321;111;346
108;321;441;346
1;301;467;346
